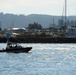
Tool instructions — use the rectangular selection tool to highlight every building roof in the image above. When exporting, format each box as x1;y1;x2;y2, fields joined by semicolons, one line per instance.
8;28;26;30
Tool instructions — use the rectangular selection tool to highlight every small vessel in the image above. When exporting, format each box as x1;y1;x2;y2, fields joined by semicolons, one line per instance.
0;28;32;53
0;42;32;53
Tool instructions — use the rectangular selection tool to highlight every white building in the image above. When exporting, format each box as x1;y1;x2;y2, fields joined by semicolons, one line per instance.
8;28;28;33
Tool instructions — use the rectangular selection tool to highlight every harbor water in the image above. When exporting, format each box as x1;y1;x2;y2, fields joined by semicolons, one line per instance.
0;43;76;75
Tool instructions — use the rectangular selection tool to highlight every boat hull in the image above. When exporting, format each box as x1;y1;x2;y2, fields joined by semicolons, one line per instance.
0;47;32;53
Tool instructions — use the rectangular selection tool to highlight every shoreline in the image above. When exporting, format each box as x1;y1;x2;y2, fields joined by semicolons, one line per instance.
0;37;76;43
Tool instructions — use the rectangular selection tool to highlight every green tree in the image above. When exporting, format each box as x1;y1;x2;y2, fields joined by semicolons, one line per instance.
28;22;42;30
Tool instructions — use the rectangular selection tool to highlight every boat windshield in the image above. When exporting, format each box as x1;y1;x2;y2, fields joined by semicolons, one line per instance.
7;42;22;48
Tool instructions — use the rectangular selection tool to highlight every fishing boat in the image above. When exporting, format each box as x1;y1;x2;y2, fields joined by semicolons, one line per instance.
0;42;32;53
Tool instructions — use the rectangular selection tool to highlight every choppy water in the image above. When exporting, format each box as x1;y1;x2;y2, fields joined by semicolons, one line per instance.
0;43;76;75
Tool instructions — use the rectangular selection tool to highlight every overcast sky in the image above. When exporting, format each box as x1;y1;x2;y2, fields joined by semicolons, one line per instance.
0;0;76;16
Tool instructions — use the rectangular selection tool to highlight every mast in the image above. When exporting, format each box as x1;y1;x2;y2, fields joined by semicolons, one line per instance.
12;20;14;33
53;17;54;26
65;0;67;26
12;20;14;28
0;21;1;31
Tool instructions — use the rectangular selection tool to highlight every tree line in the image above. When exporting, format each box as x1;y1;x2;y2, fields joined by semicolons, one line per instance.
27;20;76;30
27;22;42;30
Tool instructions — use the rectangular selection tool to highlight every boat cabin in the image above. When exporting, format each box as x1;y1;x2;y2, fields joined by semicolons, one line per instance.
6;42;22;49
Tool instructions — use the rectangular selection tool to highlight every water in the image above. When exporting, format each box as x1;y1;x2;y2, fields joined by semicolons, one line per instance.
0;43;76;75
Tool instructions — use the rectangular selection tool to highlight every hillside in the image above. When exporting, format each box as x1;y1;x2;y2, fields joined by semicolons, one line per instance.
0;13;76;29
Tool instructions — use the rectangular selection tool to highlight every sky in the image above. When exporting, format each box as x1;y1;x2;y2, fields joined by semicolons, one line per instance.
0;0;76;16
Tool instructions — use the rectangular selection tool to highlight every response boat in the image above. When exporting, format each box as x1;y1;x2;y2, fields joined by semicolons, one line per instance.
0;42;32;53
